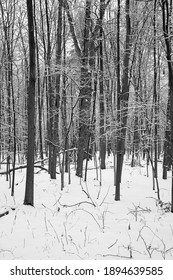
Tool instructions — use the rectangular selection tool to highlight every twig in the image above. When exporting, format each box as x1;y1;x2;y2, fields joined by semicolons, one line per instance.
59;200;96;208
63;223;68;245
128;203;151;221
68;235;79;253
80;181;96;207
64;251;83;260
53;193;62;206
44;212;48;232
108;239;118;249
99;186;111;206
42;204;56;215
137;226;163;258
48;220;60;243
67;209;103;232
84;226;88;247
97;253;132;259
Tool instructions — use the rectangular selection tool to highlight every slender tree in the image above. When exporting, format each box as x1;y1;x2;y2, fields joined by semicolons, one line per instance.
33;0;44;165
55;0;63;185
115;0;121;198
115;0;131;200
99;0;106;169
24;0;36;206
153;0;158;181
161;0;173;212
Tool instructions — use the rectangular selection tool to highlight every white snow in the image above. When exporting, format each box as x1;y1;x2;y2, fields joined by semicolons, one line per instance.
0;155;173;260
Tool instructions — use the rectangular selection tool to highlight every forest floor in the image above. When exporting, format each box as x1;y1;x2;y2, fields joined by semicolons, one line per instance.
0;155;173;260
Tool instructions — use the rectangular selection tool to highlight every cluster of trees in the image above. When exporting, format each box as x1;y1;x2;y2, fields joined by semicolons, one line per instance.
0;0;173;212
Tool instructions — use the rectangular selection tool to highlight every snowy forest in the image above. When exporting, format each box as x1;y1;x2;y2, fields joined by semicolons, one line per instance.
1;0;173;260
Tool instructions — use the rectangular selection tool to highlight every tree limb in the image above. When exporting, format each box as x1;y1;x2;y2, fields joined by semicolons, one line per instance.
0;210;9;218
62;0;82;58
0;164;59;175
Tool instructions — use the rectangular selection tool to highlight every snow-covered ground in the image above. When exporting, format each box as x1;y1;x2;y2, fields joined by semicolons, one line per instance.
0;155;173;260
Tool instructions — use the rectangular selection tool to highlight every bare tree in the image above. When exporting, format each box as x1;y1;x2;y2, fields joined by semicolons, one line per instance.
115;0;131;200
24;0;36;206
161;0;173;212
63;0;111;177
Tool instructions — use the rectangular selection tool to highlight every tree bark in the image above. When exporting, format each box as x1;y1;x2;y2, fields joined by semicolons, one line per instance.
115;0;131;200
153;0;158;180
33;0;44;166
76;0;92;177
115;0;121;200
24;0;36;206
99;0;106;170
161;0;173;212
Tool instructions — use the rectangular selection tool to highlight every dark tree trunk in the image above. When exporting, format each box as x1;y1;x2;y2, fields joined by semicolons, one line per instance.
0;0;17;193
161;0;173;212
115;0;131;201
153;0;158;179
33;0;44;166
76;0;92;177
99;0;106;170
131;92;140;167
84;52;98;182
24;0;36;206
163;97;171;179
115;0;121;200
0;1;12;184
55;0;62;185
44;0;55;179
62;7;68;173
76;67;92;177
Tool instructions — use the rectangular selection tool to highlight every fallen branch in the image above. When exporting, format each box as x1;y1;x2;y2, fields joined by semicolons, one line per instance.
97;253;132;259
0;210;9;218
34;165;59;174
34;158;48;164
59;200;96;208
127;203;151;221
80;181;96;206
108;239;118;249
0;206;15;218
0;164;59;175
99;186;111;206
48;220;60;243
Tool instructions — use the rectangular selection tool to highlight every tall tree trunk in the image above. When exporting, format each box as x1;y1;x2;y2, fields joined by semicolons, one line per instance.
99;0;106;169
0;0;12;184
84;51;98;182
44;0;56;179
115;0;121;200
24;0;36;206
55;0;62;185
163;99;171;179
34;0;44;165
76;0;92;177
62;6;69;174
161;0;173;212
153;0;158;180
11;55;16;196
76;67;92;177
115;0;131;200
